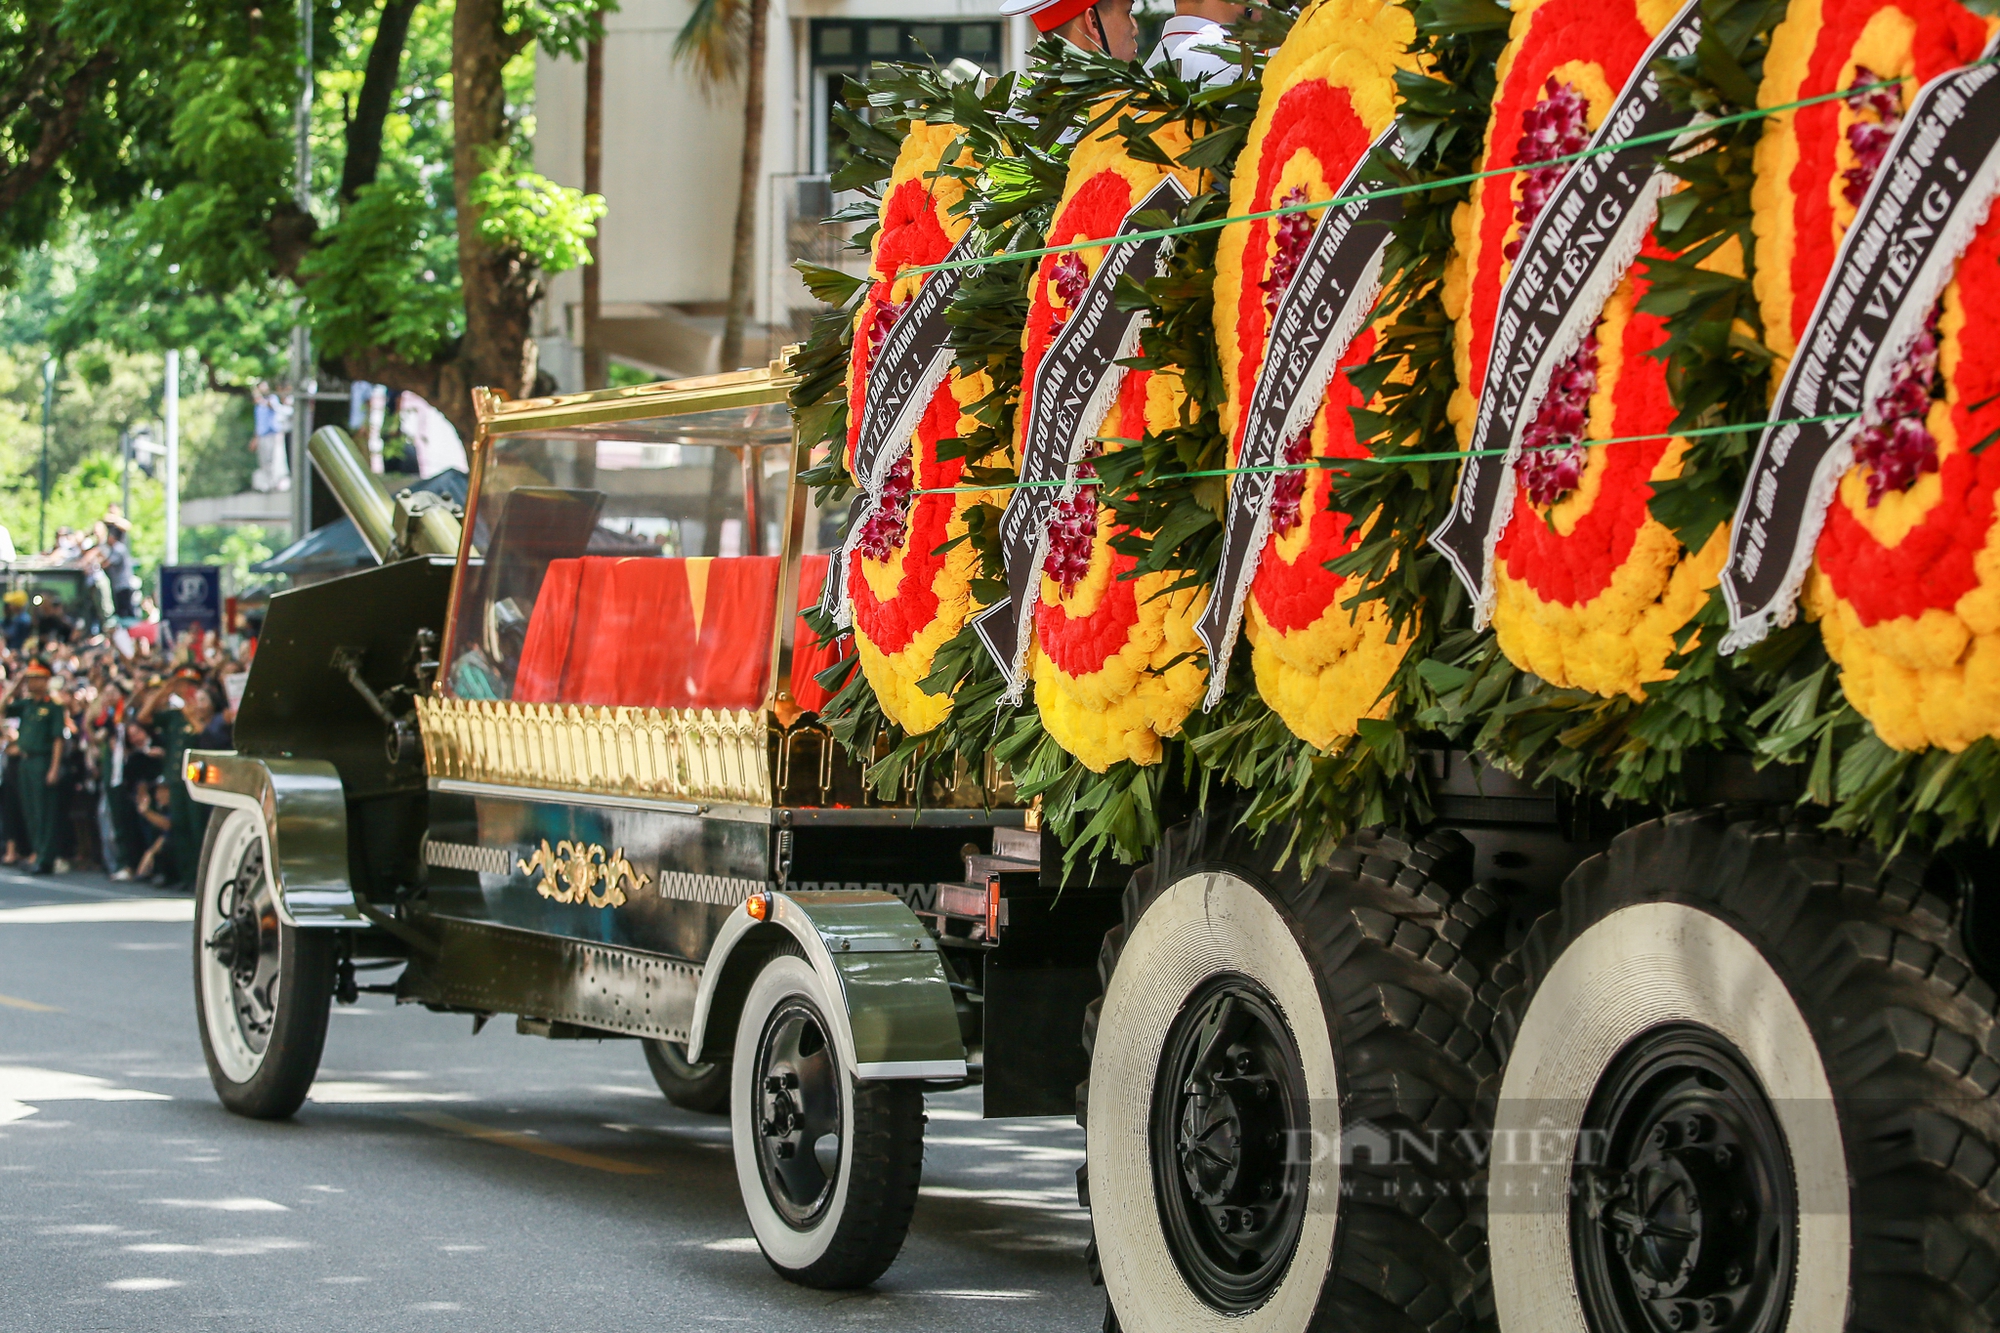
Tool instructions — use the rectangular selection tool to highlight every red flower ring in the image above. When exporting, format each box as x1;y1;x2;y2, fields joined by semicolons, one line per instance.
841;121;996;735
1020;123;1206;771
1210;0;1415;749
1754;0;2000;749
1448;0;1726;702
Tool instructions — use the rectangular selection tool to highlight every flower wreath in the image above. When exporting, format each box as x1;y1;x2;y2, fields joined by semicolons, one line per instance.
1752;0;2000;750
1020;122;1207;771
843;120;998;734
1211;0;1416;750
1443;0;1725;702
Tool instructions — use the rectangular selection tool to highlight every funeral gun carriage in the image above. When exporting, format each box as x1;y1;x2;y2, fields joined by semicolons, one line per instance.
183;362;1117;1287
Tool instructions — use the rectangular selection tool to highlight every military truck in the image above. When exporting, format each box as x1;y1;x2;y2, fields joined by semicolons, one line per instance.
184;365;1116;1289
188;350;2000;1333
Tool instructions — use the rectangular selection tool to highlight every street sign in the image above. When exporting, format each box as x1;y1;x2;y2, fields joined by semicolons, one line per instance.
158;564;223;638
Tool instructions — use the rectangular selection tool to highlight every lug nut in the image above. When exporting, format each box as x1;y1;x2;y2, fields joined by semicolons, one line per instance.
1650;1124;1675;1151
1724;1263;1744;1285
1700;1297;1733;1324
1681;1114;1706;1143
1712;1144;1734;1170
1217;1209;1237;1234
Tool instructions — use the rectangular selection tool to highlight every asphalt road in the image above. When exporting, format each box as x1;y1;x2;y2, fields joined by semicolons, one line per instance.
0;869;1100;1331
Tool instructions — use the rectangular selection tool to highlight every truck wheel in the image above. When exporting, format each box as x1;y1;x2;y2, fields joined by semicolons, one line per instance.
730;951;924;1288
645;1039;731;1114
192;807;335;1120
1487;811;2000;1333
1082;815;1497;1333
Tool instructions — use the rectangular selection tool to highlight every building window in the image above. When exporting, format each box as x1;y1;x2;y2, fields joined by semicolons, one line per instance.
808;20;1003;173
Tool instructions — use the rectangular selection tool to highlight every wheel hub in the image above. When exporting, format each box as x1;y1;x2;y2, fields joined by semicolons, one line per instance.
1150;975;1310;1312
204;836;282;1054
752;998;842;1229
1572;1025;1795;1333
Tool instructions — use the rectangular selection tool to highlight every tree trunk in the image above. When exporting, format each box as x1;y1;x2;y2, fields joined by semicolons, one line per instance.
717;0;766;374
447;0;537;435
340;0;421;202
582;35;606;390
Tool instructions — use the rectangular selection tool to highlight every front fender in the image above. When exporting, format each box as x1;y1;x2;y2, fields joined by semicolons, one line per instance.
183;750;360;928
689;890;966;1082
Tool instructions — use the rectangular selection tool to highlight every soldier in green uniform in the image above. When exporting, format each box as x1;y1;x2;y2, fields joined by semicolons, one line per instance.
5;661;69;875
157;668;211;892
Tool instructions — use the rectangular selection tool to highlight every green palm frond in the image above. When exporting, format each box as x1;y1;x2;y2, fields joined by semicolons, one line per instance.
673;0;748;90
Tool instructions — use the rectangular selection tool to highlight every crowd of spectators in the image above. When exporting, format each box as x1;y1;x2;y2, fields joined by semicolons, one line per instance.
0;510;242;889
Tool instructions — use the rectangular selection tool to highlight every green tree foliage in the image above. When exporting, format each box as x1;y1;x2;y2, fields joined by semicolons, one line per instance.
14;0;613;440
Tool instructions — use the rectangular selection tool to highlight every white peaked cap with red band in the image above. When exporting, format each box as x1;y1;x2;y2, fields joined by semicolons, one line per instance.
999;0;1101;33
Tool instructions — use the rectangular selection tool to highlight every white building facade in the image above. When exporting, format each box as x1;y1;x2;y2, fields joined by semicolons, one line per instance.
533;0;1033;387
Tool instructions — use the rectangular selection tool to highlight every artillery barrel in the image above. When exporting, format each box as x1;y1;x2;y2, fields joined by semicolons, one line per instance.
308;426;395;562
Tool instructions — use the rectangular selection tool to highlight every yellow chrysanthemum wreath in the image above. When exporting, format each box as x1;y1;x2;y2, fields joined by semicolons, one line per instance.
1211;0;1415;750
1444;0;1724;703
1020;121;1208;771
1753;0;2000;750
842;121;999;733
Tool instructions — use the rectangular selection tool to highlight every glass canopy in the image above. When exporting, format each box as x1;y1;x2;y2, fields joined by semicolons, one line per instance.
439;368;847;717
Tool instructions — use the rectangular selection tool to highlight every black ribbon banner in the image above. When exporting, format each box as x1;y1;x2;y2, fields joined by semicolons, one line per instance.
1193;126;1404;709
1719;39;2000;653
1430;0;1703;624
822;230;978;623
972;176;1192;698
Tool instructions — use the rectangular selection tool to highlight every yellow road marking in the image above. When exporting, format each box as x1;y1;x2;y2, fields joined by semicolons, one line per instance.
404;1110;661;1176
0;993;59;1012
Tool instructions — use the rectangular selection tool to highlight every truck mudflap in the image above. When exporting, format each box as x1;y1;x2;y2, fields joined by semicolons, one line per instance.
689;889;967;1082
183;750;362;927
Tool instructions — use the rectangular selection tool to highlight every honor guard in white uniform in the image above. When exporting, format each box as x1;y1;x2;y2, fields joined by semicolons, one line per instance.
1000;0;1141;62
1145;2;1248;86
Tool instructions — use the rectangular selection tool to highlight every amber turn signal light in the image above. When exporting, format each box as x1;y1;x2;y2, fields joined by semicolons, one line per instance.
746;892;770;921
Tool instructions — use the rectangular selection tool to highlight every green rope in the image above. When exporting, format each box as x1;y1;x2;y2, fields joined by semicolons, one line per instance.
908;412;1860;494
897;72;1936;278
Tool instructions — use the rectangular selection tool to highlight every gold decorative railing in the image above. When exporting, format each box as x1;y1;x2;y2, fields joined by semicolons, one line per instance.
416;697;772;806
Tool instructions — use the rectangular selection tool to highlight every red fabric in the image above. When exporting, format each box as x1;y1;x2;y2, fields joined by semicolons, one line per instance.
790;553;851;714
683;557;781;709
512;555;784;710
514;558;583;701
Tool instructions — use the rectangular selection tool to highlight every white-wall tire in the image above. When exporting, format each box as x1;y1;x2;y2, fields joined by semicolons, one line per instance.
730;952;923;1289
1488;812;2000;1333
1083;818;1497;1333
192;807;334;1119
1492;902;1847;1333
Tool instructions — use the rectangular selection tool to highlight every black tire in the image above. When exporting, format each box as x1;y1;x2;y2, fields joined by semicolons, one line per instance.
1485;810;2000;1333
730;951;925;1288
192;806;335;1120
1081;811;1499;1333
644;1039;731;1114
